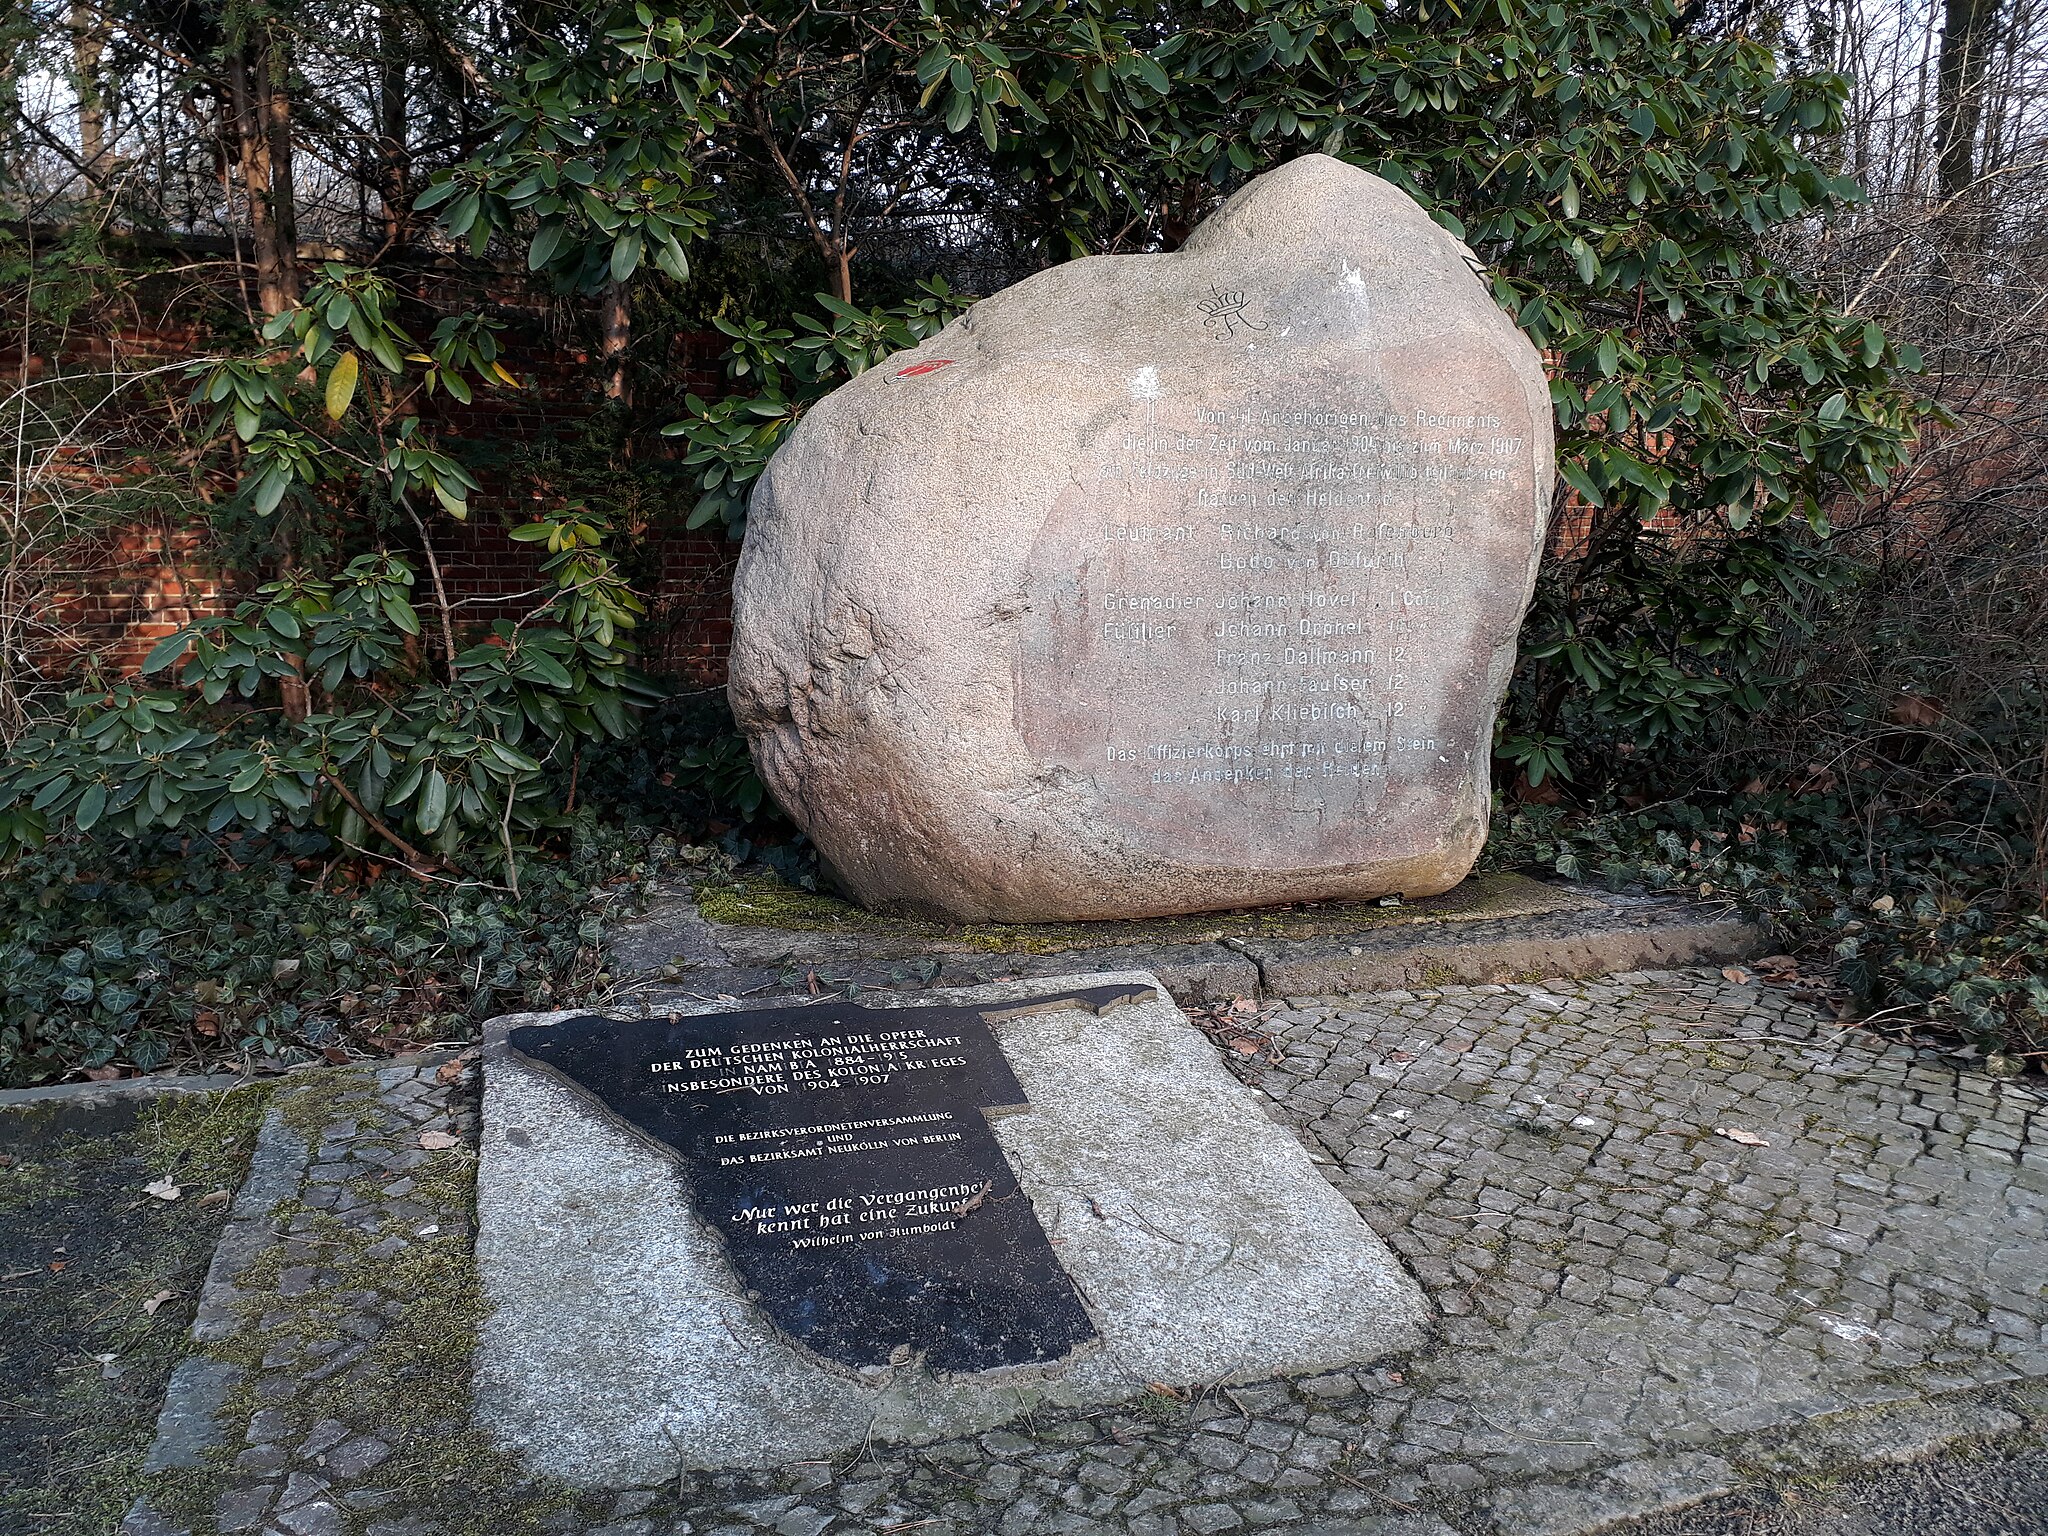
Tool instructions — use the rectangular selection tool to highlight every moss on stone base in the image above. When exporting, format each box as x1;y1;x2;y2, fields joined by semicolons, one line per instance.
144;1069;599;1536
696;869;1583;954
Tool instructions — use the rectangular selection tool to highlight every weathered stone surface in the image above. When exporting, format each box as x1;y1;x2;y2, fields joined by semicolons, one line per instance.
139;1357;243;1472
473;974;1429;1480
730;153;1553;921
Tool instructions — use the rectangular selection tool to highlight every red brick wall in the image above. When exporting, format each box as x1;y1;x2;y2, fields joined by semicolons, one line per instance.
45;328;743;687
645;530;740;686
425;515;740;689
46;524;226;678
1547;498;1686;560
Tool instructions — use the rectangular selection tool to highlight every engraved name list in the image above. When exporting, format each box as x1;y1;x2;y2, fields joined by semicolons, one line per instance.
1016;370;1533;869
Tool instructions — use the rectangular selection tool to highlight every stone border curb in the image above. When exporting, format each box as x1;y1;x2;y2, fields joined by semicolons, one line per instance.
1239;908;1761;997
125;1102;311;1531
622;913;1761;1024
117;1048;484;1536
0;1070;258;1109
189;1105;311;1344
617;886;1761;1013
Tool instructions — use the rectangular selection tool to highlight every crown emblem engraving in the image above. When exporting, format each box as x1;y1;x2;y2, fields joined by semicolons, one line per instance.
1196;285;1267;338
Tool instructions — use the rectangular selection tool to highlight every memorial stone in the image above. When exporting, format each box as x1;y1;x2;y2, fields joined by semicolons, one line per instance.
477;973;1431;1477
504;984;1157;1373
729;153;1555;922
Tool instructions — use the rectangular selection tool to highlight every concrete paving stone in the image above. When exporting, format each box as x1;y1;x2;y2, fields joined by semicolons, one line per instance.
119;1504;191;1536
276;1500;345;1536
233;1443;287;1475
322;1434;391;1479
141;1357;243;1472
214;1484;275;1534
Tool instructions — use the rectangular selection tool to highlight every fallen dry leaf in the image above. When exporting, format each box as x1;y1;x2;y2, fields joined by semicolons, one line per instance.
436;1061;467;1086
1191;1002;1283;1070
143;1177;182;1202
1721;966;1754;984
198;1189;232;1209
141;1290;175;1316
1714;1126;1770;1147
1793;763;1839;795
417;1130;459;1151
1889;692;1945;728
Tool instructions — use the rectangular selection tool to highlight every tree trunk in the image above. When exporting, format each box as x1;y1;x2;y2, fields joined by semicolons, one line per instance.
225;30;299;317
600;278;631;403
262;38;298;279
377;5;410;250
68;2;106;189
1160;180;1205;251
1936;0;1998;199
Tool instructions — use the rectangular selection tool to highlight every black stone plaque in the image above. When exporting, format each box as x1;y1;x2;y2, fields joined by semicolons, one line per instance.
506;983;1156;1374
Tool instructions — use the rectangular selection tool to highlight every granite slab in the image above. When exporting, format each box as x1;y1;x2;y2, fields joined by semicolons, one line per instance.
474;971;1430;1482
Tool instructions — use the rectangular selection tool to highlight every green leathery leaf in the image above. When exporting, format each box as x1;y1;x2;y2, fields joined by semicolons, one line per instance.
324;351;360;420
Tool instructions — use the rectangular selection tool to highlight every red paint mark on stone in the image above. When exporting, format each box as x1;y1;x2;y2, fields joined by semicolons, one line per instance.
891;359;956;380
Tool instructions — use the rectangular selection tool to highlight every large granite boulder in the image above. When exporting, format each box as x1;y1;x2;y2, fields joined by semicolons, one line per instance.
728;154;1553;922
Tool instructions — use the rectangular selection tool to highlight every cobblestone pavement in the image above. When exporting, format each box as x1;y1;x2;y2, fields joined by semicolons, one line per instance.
125;969;2048;1536
1619;1432;2048;1535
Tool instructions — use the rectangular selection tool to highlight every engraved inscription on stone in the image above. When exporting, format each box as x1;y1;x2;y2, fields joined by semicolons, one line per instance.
1016;351;1535;869
506;986;1154;1374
